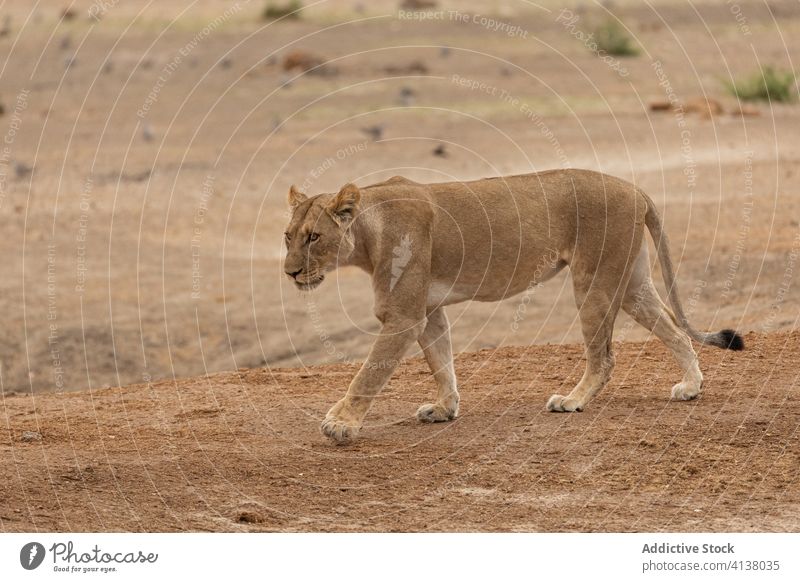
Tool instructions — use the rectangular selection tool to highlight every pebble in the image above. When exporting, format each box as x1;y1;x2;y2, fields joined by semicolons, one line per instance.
21;430;42;442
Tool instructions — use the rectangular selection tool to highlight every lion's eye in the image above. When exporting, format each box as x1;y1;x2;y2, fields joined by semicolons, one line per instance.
284;232;292;242
309;232;320;243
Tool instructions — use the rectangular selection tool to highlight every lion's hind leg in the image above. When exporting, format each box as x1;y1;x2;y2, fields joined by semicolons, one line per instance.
621;244;703;401
547;281;619;413
547;225;643;413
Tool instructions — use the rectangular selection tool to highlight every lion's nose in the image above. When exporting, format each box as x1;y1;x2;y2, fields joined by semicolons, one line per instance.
285;267;303;279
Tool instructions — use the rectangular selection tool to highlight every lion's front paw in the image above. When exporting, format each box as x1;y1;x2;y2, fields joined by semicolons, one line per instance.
671;381;701;401
546;394;583;412
320;416;361;444
416;402;457;423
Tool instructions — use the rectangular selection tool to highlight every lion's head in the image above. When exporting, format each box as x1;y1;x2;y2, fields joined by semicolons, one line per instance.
283;183;361;290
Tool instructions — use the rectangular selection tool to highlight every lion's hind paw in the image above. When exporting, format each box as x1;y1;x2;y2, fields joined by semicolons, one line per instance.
546;394;583;412
416;402;457;423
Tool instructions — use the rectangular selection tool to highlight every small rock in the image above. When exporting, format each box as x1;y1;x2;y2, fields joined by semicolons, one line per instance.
360;125;384;141
282;50;325;73
14;161;33;179
21;431;42;442
397;86;415;106
648;100;672;111
0;15;11;38
384;60;429;75
650;97;724;118
141;121;154;142
400;0;438;9
683;96;723;118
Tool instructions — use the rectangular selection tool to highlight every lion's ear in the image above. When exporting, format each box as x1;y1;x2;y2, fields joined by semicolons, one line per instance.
326;183;361;224
287;185;308;209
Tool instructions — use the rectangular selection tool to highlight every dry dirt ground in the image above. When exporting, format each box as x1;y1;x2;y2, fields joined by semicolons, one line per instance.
2;330;799;532
1;0;799;533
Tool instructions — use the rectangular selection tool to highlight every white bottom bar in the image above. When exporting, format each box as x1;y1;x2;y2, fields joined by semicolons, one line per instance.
2;533;797;581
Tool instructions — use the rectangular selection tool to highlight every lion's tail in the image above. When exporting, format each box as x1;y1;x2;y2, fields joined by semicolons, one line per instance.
643;194;744;351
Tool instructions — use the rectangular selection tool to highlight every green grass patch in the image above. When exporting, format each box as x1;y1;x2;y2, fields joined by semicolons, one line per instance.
726;67;796;103
593;20;639;57
262;0;303;21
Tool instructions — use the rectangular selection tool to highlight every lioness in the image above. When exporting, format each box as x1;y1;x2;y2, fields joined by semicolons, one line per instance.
283;170;743;444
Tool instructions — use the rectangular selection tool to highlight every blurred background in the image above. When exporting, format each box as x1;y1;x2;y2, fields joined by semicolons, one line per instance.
0;0;798;394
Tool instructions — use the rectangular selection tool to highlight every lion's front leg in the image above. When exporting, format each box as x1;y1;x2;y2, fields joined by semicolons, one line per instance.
322;215;432;443
321;318;425;443
416;308;459;423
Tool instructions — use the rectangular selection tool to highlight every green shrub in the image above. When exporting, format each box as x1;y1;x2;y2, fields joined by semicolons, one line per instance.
726;67;796;103
262;0;303;20
593;21;639;57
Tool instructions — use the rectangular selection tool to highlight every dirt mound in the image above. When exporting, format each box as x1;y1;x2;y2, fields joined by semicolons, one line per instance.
1;331;798;532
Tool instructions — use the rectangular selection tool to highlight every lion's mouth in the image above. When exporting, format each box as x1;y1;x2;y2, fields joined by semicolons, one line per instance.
295;274;325;291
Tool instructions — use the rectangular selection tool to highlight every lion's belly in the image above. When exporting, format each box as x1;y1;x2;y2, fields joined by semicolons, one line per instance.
426;281;473;307
426;254;566;308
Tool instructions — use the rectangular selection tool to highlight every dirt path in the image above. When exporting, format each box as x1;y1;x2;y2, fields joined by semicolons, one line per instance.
2;330;798;532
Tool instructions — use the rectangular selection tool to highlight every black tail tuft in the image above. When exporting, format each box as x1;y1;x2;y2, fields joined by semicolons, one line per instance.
717;329;745;351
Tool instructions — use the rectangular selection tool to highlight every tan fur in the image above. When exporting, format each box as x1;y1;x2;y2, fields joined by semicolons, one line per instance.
283;169;732;443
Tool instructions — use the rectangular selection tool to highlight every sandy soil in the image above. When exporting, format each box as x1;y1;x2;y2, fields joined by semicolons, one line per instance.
1;330;798;532
0;0;799;533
